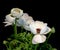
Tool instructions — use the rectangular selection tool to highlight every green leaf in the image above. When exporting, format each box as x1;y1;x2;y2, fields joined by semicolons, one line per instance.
15;47;21;50
24;42;29;50
9;39;20;48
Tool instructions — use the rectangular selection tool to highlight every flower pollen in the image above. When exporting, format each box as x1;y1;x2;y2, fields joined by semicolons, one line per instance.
14;9;20;13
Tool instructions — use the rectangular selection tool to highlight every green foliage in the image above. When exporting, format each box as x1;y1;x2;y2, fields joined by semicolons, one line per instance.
3;32;38;50
3;27;57;50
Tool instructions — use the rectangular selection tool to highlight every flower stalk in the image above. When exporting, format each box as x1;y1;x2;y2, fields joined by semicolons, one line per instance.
46;32;52;42
14;18;17;37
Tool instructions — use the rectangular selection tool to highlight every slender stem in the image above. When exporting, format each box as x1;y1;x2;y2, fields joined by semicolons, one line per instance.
14;18;17;36
46;32;52;42
6;45;9;50
8;45;11;50
39;32;52;50
35;45;38;50
47;44;52;49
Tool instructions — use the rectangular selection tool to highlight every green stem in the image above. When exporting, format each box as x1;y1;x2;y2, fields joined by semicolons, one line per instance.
40;32;52;50
14;18;17;36
47;44;52;49
8;45;11;50
35;44;39;50
30;45;33;50
46;32;52;42
6;45;9;50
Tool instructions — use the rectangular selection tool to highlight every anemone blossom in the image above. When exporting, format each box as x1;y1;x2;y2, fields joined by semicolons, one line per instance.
29;21;51;44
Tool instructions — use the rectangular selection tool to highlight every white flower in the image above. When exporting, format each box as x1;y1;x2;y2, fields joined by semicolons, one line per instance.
29;21;51;44
32;34;46;44
11;8;23;18
30;21;51;34
17;13;34;31
17;13;29;26
3;14;15;26
23;16;34;31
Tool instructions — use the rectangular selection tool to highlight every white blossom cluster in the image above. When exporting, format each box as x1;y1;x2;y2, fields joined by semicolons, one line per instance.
3;8;51;44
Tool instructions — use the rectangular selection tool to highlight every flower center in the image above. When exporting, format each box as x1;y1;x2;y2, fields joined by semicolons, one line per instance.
10;14;14;17
36;28;41;34
14;9;20;13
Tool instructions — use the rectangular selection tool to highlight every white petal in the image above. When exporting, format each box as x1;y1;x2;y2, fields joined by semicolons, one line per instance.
5;23;12;27
3;22;10;24
25;17;34;25
5;14;15;23
32;34;46;44
32;39;38;44
23;25;30;31
22;13;29;17
11;8;23;18
17;19;24;26
23;19;34;31
21;13;34;25
41;27;51;34
3;14;15;27
40;25;48;34
29;22;37;34
17;13;29;26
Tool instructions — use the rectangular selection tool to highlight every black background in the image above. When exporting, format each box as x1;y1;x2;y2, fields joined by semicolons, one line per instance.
0;0;60;50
